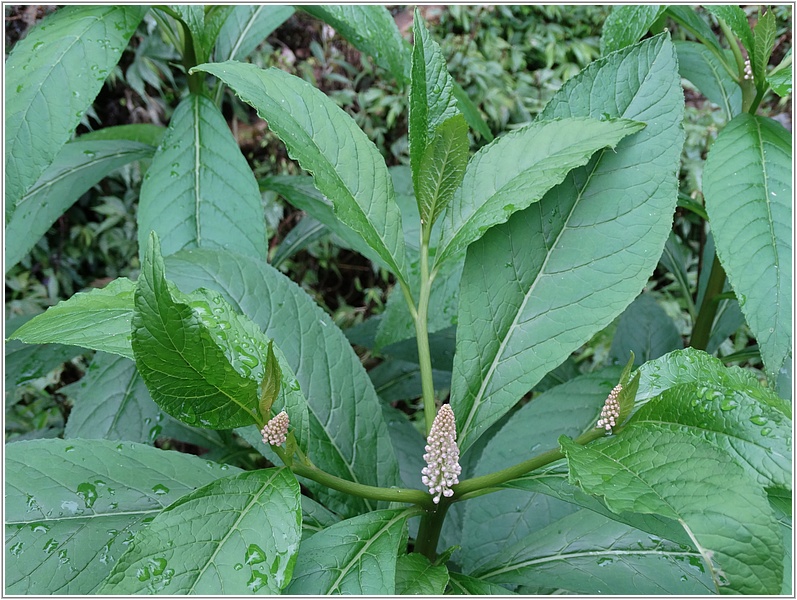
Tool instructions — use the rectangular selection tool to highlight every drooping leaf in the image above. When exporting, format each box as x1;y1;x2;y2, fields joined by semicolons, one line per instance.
600;5;666;54
459;368;622;573
475;508;714;594
561;427;783;594
193;62;408;285
676;41;742;119
395;553;449;595
608;293;682;366
5;140;154;272
703;113;791;385
98;469;301;594
5;5;147;220
629;380;791;489
9;278;136;358
301;5;410;83
5;438;239;595
5;315;83;388
447;572;515;595
63;353;163;443
213;5;294;62
451;34;684;452
137;93;267;261
285;509;410;594
270;215;328;269
164;248;401;516
433;117;645;270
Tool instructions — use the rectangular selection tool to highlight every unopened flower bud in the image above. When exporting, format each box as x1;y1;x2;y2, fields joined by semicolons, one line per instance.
743;58;753;80
421;404;461;504
596;384;622;434
261;411;289;446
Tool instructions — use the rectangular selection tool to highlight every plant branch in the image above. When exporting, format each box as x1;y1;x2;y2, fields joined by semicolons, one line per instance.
690;253;726;350
414;502;450;561
415;226;437;435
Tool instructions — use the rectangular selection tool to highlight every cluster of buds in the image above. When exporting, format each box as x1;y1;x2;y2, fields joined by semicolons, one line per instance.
261;411;289;446
743;58;753;80
596;384;622;434
421;404;462;504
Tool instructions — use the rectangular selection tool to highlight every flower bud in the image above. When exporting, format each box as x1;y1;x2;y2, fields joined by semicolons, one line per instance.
261;411;289;446
596;384;622;434
421;404;462;504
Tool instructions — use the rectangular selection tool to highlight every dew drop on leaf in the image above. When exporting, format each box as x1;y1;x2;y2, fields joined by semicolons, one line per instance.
247;570;269;592
749;415;768;426
152;484;169;495
245;543;266;565
10;542;24;556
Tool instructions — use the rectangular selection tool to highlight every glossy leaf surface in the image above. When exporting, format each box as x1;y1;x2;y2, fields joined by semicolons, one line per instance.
600;5;666;54
5;438;239;594
5;6;146;219
99;469;301;594
703;113;792;385
676;41;741;119
395;553;449;595
286;509;409;594
213;5;294;62
608;293;682;366
137;93;267;261
451;35;684;452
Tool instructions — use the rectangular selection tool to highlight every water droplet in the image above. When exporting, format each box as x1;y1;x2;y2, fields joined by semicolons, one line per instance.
245;543;266;565
60;500;79;515
77;482;98;508
760;427;772;437
30;523;49;533
137;566;151;582
16;84;23;93
65;446;75;453
152;484;169;495
10;542;24;556
234;563;243;571
148;557;168;576
33;41;44;50
43;539;58;554
149;425;162;442
247;570;269;592
720;397;737;411
749;415;768;426
597;557;613;567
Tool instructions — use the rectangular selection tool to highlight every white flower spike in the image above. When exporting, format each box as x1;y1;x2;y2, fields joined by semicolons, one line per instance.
261;411;289;446
596;384;622;434
421;404;462;504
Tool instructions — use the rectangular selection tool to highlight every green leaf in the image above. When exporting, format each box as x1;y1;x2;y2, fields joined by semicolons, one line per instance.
63;353;162;443
460;368;621;573
262;175;391;269
5;5;147;220
703;114;791;384
137;93;267;261
769;489;792;594
5;438;239;594
767;50;792;97
676;41;742;119
285;509;410;594
258;341;281;420
299;495;341;541
433;117;645;271
301;5;410;83
9;278;136;358
5;315;84;388
560;428;784;594
195;63;408;285
77;123;166;146
198;6;233;65
270;215;328;268
164;248;401;516
665;6;725;56
395;553;449;595
447;572;515;595
98;469;301;594
630;380;791;489
370;358;451;404
451;34;684;452
752;10;777;91
452;81;493;141
416;116;470;229
213;5;294;62
609;293;682;366
5;140;153;272
705;6;755;58
600;5;666;54
476;508;713;594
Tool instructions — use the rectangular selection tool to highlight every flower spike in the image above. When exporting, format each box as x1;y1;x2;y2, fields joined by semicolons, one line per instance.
421;404;462;504
596;384;622;434
261;411;289;446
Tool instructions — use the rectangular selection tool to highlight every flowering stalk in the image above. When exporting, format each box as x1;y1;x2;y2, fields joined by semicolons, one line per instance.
596;384;622;433
421;404;462;503
261;411;290;446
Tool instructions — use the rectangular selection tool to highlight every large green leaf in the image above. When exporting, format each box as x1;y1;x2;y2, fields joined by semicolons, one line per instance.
9;278;136;358
629;381;791;489
5;438;239;595
5;5;147;220
285;509;410;594
193;62;408;285
451;34;684;452
608;293;682;366
300;5;410;83
433;117;645;270
665;6;725;56
704;6;755;63
137;93;267;261
5;315;83;389
78;123;166;146
447;572;515;595
5;139;154;272
475;508;713;594
164;248;401;516
600;5;666;54
676;41;742;119
213;5;294;62
395;553;449;595
459;368;621;573
63;353;162;443
98;469;301;594
561;427;783;594
767;50;792;97
704;113;791;386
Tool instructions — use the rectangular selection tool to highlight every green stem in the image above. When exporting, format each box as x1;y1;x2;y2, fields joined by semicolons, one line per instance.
690;254;726;350
416;226;437;435
414;502;450;561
